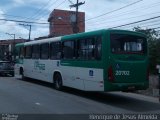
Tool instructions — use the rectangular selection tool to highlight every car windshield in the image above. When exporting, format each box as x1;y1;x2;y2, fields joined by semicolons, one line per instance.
110;33;147;54
0;62;13;69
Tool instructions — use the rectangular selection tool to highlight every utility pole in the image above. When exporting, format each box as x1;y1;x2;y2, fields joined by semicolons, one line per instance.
19;24;32;41
6;33;15;61
69;0;85;33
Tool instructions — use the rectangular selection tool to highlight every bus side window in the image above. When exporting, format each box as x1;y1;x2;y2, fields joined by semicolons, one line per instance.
78;39;86;60
88;38;96;60
18;47;24;59
62;41;75;59
50;42;61;60
32;45;40;59
95;36;102;60
15;47;19;60
78;36;101;60
40;43;49;59
78;38;94;60
25;46;32;59
17;47;20;59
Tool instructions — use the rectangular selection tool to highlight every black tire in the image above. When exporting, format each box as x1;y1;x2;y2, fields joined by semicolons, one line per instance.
54;73;63;90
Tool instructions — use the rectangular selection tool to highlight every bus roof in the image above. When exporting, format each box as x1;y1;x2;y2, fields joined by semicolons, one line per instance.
18;29;146;46
15;43;24;47
107;29;146;36
24;36;61;46
62;29;146;41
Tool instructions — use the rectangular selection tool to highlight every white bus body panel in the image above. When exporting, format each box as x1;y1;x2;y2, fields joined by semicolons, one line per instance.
23;59;60;83
76;67;104;91
62;66;104;91
23;59;104;91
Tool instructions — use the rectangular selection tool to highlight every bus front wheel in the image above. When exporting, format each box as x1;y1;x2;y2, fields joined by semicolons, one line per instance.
54;73;63;90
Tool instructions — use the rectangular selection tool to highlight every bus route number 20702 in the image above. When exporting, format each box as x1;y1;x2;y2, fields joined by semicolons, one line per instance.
115;70;130;76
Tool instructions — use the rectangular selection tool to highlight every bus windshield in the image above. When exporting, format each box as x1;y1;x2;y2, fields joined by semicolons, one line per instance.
110;33;146;54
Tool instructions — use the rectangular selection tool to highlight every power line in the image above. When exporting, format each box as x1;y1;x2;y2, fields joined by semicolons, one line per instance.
2;0;159;24
2;15;159;29
2;14;160;29
0;18;75;26
85;0;143;22
68;0;74;5
121;20;160;29
0;0;149;28
55;0;67;9
110;15;160;29
0;13;47;22
87;1;160;24
0;18;48;24
86;12;160;26
35;0;67;20
30;0;59;20
27;0;53;19
0;1;61;22
86;15;160;31
0;1;57;22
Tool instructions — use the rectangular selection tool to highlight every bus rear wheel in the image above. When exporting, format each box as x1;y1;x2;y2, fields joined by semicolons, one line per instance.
54;73;63;90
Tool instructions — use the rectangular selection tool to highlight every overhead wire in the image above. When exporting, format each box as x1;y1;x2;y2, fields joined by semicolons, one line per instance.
110;15;160;29
36;0;67;20
86;0;160;24
0;0;149;27
28;0;59;20
27;0;53;19
0;18;48;24
85;0;143;22
86;15;160;31
86;12;160;27
1;0;160;38
118;20;160;30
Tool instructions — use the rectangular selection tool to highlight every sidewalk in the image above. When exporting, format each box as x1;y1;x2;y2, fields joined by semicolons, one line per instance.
123;92;159;103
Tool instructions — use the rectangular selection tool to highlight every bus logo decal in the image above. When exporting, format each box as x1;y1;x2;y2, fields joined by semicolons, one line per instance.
34;61;45;70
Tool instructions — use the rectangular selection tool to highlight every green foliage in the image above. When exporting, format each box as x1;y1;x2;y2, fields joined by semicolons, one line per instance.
133;27;160;74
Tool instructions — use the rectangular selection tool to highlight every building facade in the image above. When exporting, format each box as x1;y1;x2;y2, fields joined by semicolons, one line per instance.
0;39;27;61
48;9;85;37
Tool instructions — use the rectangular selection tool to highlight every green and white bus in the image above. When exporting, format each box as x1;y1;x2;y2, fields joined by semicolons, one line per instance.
15;29;149;91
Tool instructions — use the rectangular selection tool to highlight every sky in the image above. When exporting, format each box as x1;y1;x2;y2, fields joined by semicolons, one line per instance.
0;0;160;40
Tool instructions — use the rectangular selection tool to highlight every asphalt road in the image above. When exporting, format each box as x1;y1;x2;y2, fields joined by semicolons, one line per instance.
0;76;160;114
